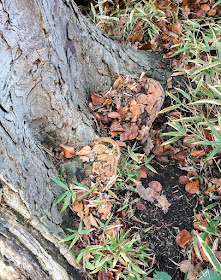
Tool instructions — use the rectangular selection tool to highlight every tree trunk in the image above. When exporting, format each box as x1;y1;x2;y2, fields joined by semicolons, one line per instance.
0;0;171;279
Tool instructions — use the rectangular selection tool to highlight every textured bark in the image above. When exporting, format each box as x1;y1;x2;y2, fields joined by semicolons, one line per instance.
0;0;171;279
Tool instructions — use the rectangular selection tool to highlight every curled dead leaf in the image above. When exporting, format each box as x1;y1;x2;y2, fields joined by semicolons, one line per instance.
113;76;124;89
137;168;147;178
200;4;210;11
130;99;141;122
77;145;92;156
176;229;191;248
136;203;147;211
174;150;186;166
156;195;171;213
108;111;120;118
190;150;205;158
60;144;75;158
110;119;125;132
179;175;190;185
148;181;162;192
120;123;139;141
91;93;111;108
185;180;199;194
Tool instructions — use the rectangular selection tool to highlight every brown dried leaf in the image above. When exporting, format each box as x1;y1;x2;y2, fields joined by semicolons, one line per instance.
120;123;139;141
148;181;162;192
113;76;124;89
136;203;147;211
179;175;190;185
136;185;159;203
172;22;182;35
108;111;120;118
179;260;199;280
133;21;143;32
110;119;125;132
174;150;186;166
98;269;114;280
130;99;141;122
77;145;92;156
211;178;221;188
91;93;111;108
118;106;129;120
115;140;127;147
156;195;171;213
104;218;121;237
137;168;147;178
201;4;210;11
176;229;191;248
72;201;84;219
208;8;216;16
190;150;205;158
98;201;112;220
130;32;139;43
185;181;199;194
60;144;75;158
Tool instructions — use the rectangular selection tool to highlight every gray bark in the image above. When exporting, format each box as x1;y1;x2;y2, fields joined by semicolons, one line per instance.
0;0;171;279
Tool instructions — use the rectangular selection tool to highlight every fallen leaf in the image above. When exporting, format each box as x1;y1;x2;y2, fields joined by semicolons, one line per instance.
88;213;99;228
137;168;147;178
113;76;124;89
118;106;129;120
172;22;182;35
211;178;221;188
174;150;186;166
115;140;127;147
187;171;198;180
133;21;143;32
130;32;140;43
120;123;139;141
91;93;111;108
148;181;162;192
183;136;196;148
136;185;159;203
179;175;190;185
200;4;210;11
214;251;221;262
76;145;92;156
104;218;121;236
200;249;209;262
194;218;207;231
110;119;125;132
208;8;216;16
205;185;216;194
179;260;199;280
130;99;141;122
98;201;112;220
190;150;205;158
72;201;84;219
176;229;191;248
156;195;171;213
108;111;121;118
136;203;147;211
98;269;113;280
185;180;199;194
60;144;75;158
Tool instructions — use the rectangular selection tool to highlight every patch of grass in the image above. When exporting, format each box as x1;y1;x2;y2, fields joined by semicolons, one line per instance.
89;0;166;46
193;203;221;274
162;18;221;161
76;229;153;279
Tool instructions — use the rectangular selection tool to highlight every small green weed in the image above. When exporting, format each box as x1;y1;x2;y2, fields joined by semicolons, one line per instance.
62;220;93;249
194;203;221;273
76;229;153;278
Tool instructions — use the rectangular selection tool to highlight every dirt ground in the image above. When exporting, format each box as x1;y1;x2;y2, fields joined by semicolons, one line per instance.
135;162;199;279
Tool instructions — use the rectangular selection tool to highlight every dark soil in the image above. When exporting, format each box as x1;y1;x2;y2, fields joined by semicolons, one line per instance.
135;162;198;280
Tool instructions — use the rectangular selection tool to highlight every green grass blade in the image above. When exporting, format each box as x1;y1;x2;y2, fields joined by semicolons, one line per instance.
55;191;68;205
51;178;69;191
61;192;71;212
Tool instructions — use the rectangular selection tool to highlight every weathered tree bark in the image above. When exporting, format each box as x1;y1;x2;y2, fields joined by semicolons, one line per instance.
0;0;171;279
